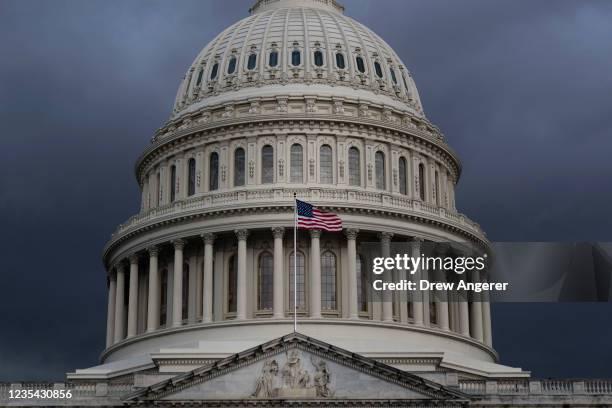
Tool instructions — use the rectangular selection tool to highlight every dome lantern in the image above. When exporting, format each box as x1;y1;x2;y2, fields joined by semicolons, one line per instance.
249;0;345;14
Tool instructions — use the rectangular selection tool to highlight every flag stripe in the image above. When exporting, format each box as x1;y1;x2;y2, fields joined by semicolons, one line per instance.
296;199;342;232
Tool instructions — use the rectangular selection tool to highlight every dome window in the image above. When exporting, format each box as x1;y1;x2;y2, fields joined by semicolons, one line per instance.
261;145;274;183
188;158;196;196
314;50;324;67
336;53;346;69
375;151;386;190
195;68;204;86
269;51;279;67
374;61;383;78
234;148;245;187
209;152;219;191
390;67;397;84
356;56;366;73
210;62;219;80
227;57;237;74
247;53;257;70
291;50;301;66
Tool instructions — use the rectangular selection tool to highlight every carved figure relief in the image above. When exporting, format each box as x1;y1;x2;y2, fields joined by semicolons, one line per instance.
251;350;333;399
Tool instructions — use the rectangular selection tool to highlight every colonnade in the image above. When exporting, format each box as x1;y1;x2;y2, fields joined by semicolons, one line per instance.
105;228;493;349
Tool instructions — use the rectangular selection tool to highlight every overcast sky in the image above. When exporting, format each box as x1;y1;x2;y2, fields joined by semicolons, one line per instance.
1;0;611;381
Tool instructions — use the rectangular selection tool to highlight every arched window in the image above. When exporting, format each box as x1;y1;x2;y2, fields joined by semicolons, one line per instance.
182;262;189;321
209;152;219;191
195;68;204;86
336;53;346;69
188;158;196;196
356;255;368;312
289;251;305;310
418;163;426;201
348;147;360;186
314;50;324;67
258;252;273;310
170;164;177;203
290;144;303;183
399;157;408;195
160;268;168;326
356;56;366;73
291;50;301;66
319;145;333;184
389;67;397;84
261;145;274;184
234;147;245;187
210;62;219;80
374;61;383;78
375;151;385;190
434;171;440;205
321;252;337;310
247;53;257;70
227;255;237;313
227;57;237;74
269;51;279;67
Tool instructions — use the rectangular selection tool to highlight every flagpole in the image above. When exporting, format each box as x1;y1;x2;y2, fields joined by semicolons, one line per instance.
293;192;297;333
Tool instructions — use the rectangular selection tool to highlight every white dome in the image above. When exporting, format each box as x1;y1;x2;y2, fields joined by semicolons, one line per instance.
172;0;424;119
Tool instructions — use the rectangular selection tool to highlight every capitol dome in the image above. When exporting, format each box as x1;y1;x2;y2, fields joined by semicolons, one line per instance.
87;0;519;385
172;0;424;121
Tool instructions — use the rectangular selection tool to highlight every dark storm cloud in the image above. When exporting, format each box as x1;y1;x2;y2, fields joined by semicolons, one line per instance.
0;0;611;380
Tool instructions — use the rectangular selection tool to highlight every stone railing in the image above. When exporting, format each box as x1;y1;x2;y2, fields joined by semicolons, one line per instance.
459;379;612;396
110;187;485;242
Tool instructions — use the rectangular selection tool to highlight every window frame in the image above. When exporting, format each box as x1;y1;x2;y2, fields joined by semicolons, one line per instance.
290;143;304;183
261;145;274;184
234;147;246;187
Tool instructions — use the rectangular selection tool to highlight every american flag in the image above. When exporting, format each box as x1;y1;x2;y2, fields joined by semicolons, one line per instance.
296;199;342;232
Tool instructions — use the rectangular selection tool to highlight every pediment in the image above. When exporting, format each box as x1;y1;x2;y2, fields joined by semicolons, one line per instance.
126;333;467;404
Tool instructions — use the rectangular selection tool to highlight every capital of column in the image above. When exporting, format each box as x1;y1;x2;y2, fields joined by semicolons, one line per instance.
113;262;126;273
344;228;359;240
201;232;216;245
107;269;117;281
235;229;249;241
172;239;186;250
378;231;393;243
412;236;425;243
309;229;322;239
129;254;139;265
147;246;159;257
271;227;285;239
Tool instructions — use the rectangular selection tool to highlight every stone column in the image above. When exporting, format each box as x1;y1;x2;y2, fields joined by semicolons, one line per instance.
188;252;197;323
309;229;322;318
202;233;215;323
482;274;493;347
113;263;126;343
411;238;424;326
459;288;470;336
127;254;140;338
379;232;394;322
470;269;484;342
345;229;359;319
105;272;116;348
172;239;185;327
435;267;450;331
272;227;285;318
146;246;159;332
235;229;249;320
